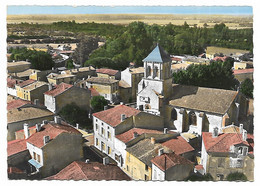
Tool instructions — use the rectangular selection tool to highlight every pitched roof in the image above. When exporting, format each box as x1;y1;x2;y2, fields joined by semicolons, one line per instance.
119;80;131;88
86;77;118;84
162;136;194;155
26;123;81;148
23;81;48;91
7;139;27;156
126;139;166;167
143;44;171;63
169;84;238;115
7;107;54;123
47;73;76;80
233;68;254;75
96;68;119;76
89;88;100;97
44;83;73;97
92;105;140;127
202;132;249;153
116;128;163;143
128;67;144;74
151;153;193;171
46;161;131;180
7;77;22;88
7;99;33;110
7;61;31;67
222;125;240;133
10;69;40;78
16;79;35;88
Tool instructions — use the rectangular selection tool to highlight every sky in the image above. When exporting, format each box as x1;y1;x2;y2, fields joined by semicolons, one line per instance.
7;6;253;15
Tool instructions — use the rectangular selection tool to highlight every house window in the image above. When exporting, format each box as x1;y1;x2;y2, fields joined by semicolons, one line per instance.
217;174;224;181
188;111;197;126
108;146;111;154
242;147;248;156
145;164;148;171
107;131;111;139
95;124;98;131
171;108;177;121
128;154;131;162
33;152;36;160
218;158;225;168
147;66;151;77
238;147;243;154
96;138;99;146
96;119;98;122
101;128;104;135
154;66;159;78
37;154;41;163
145;174;149;181
101;142;105;151
127;165;129;171
115;154;120;162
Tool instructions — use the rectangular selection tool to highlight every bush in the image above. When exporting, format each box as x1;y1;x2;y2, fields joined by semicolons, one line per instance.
226;172;248;181
58;103;92;129
240;78;254;98
185;173;214;181
91;96;108;112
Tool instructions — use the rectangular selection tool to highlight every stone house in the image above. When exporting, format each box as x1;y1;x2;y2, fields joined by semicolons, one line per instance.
7;77;23;97
26;119;83;178
44;83;91;114
47;73;76;85
85;77;119;103
151;152;193;181
200;129;254;181
7;99;34;111
9;69;40;80
7;106;54;141
16;80;49;104
121;67;144;102
96;68;121;80
61;66;96;80
29;69;55;82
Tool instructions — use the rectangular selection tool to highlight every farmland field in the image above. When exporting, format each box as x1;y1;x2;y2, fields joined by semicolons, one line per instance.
7;14;253;29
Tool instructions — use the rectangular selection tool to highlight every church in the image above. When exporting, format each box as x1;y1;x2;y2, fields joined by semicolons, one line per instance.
137;44;248;135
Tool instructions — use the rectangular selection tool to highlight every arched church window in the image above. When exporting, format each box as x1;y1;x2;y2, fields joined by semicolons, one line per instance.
171;108;177;121
147;66;151;77
154;66;159;78
188;111;197;126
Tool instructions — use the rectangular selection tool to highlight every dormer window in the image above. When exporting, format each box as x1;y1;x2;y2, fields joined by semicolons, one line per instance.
147;66;151;77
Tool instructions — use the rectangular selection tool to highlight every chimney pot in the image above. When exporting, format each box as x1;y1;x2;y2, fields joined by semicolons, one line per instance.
103;157;109;165
104;106;108;110
36;124;41;132
120;102;124;105
212;127;219;138
158;148;164;156
54;116;61;124
239;124;243;134
23;123;29;139
76;123;79;129
85;159;90;164
134;132;139;138
151;137;156;144
43;136;50;145
164;128;168;134
242;130;247;141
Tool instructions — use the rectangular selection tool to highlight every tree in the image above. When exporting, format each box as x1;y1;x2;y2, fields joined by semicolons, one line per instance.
185;173;213;181
226;172;248;181
66;59;74;69
91;96;108;112
240;78;254;98
72;34;99;67
59;103;92;129
173;61;239;90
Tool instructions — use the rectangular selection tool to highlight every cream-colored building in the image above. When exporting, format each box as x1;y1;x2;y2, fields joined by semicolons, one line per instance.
47;73;76;85
61;66;96;80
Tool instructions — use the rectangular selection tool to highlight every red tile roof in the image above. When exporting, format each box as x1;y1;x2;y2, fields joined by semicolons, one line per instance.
195;164;204;170
202;132;250;153
93;105;140;127
8;166;25;174
116;128;163;143
151;153;193;171
171;57;182;61
213;56;228;62
26;123;81;148
44;83;73;97
96;68;119;76
7;139;27;157
7;99;33;110
233;68;254;75
89;88;100;97
7;78;22;88
17;79;35;88
162;136;194;155
46;161;131;180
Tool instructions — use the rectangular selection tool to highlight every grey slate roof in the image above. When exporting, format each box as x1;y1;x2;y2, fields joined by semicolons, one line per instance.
126;139;164;167
143;44;171;63
169;84;238;115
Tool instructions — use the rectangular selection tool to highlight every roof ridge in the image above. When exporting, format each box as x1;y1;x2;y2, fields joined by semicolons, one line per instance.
207;133;231;151
74;161;89;180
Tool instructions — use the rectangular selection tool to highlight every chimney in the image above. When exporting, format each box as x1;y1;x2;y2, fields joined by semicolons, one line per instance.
13;60;15;62
54;116;61;124
34;99;39;105
42;120;48;125
76;123;79;129
121;114;126;122
36;123;41;132
103;157;109;165
164;128;168;134
239;124;243;134
158;148;164;156
85;159;90;164
120;102;124;105
48;84;53;91
133;132;139;138
151;137;156;144
242;130;247;141
52;67;55;71
43;136;50;145
23;123;29;139
104;106;108;110
212;127;219;138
